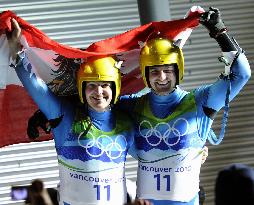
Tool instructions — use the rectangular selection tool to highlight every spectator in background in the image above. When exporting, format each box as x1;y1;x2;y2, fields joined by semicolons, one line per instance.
25;179;59;205
215;163;254;205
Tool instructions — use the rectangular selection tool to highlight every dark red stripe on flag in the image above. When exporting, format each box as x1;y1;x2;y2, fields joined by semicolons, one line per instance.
0;85;52;148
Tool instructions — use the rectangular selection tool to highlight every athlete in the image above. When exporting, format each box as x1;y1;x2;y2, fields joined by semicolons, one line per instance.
8;18;139;205
117;7;251;205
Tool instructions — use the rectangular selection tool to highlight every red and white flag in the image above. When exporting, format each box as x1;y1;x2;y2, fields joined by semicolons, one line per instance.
0;6;204;148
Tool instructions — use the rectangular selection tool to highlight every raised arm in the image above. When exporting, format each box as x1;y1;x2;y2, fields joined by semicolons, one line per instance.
199;7;251;112
7;18;63;120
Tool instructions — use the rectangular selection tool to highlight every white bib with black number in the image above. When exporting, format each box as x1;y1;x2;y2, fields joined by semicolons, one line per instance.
136;148;202;202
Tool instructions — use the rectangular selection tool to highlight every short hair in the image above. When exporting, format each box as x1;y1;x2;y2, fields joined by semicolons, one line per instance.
215;163;254;205
31;179;44;193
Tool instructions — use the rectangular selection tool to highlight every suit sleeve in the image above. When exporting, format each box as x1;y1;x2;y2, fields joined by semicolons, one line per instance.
202;52;251;111
14;54;63;120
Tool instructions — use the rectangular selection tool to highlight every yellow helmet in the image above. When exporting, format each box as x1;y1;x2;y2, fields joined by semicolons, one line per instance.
140;38;184;87
77;56;121;104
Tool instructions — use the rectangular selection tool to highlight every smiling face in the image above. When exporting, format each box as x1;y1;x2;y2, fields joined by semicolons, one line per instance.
148;64;176;95
85;81;113;112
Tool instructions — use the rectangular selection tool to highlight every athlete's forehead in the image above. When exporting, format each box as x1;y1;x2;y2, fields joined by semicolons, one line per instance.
86;81;112;86
148;64;175;72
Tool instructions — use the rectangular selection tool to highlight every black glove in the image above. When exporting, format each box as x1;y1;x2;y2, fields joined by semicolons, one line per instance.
27;110;50;139
200;7;227;38
27;110;63;140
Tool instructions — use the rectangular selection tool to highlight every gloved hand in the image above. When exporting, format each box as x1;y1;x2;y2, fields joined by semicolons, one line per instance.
27;110;50;140
201;146;209;164
27;110;63;139
200;7;227;38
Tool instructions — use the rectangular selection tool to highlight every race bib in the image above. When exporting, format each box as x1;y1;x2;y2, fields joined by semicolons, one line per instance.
58;164;127;205
136;149;202;202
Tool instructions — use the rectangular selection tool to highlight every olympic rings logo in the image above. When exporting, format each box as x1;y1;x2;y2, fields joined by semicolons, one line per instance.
139;118;189;147
78;131;128;160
